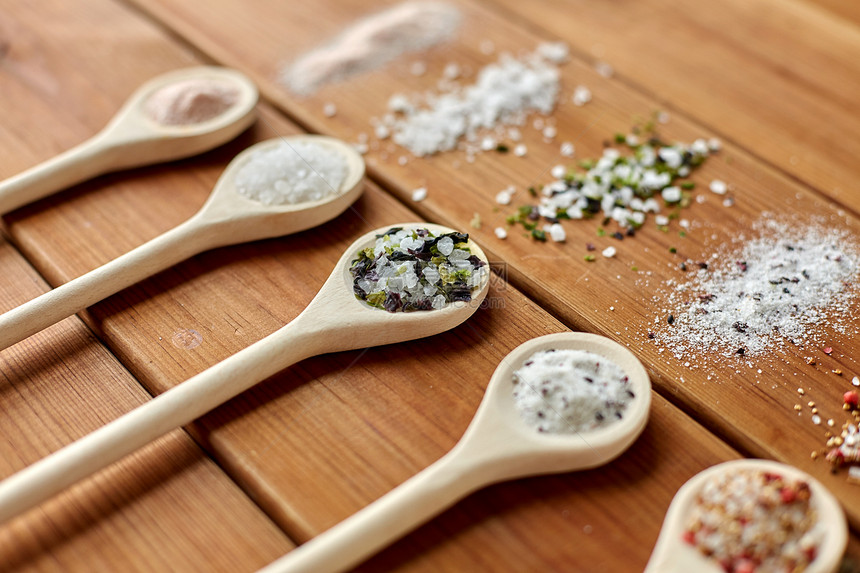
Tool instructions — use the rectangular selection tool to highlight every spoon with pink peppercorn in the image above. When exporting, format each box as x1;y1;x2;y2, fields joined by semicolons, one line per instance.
0;134;364;351
256;332;652;573
0;66;257;214
645;459;847;573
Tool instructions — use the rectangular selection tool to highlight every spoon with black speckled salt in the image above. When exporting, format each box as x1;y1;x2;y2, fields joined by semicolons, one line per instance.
257;332;652;573
0;66;258;214
0;223;490;524
0;134;365;351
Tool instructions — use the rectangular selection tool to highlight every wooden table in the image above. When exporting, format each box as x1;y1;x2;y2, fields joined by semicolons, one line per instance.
1;0;859;570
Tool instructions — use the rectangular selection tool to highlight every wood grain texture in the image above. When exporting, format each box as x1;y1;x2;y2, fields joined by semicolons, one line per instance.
123;0;860;531
3;103;743;570
479;0;860;211
0;239;293;571
2;0;858;570
802;0;860;28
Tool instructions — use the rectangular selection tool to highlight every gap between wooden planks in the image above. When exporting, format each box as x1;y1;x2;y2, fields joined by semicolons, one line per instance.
0;240;293;571
0;0;756;570
478;0;860;215
121;0;860;531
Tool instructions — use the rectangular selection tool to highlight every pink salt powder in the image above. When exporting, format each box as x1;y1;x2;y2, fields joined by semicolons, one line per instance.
144;78;239;126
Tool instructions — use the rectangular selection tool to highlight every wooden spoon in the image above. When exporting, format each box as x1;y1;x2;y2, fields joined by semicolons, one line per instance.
645;459;848;573
0;66;258;215
0;135;364;351
257;331;652;573
0;223;490;523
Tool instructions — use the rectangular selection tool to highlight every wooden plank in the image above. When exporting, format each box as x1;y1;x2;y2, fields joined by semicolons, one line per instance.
801;0;860;28
3;102;743;570
481;0;860;211
120;0;860;212
0;239;293;571
121;0;860;532
2;0;856;570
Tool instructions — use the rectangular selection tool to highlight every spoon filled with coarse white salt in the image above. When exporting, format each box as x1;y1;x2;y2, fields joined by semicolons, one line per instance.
645;459;847;573
256;331;651;573
0;223;491;523
0;134;364;351
0;67;259;215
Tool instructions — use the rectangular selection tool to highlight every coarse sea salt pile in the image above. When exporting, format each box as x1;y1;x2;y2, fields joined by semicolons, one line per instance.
374;43;566;157
512;349;635;434
653;218;860;359
281;2;461;95
507;133;720;241
234;141;348;206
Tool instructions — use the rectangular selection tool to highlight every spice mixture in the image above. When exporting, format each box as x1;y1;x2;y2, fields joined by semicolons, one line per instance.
350;227;486;312
684;468;820;573
145;78;239;126
372;44;565;157
282;2;461;95
511;349;634;434
653;218;859;359
506;130;718;242
234;140;348;205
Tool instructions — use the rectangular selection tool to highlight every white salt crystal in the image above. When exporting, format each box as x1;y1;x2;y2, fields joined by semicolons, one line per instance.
495;186;514;205
708;138;722;151
411;187;427;201
662;186;682;202
234;141;347;206
551;165;566;179
548;223;566;242
436;236;454;256
602;246;617;258
572;85;591;106
560;142;575;157
710;179;728;194
323;103;337;117
655;215;669;226
537;41;569;63
514;143;528;157
442;62;460;80
853;376;859;386
494;226;508;240
542;126;557;139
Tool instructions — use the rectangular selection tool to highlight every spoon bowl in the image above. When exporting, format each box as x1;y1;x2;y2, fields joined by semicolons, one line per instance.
0;66;258;214
0;223;490;524
645;459;848;573
0;134;364;351
257;331;652;573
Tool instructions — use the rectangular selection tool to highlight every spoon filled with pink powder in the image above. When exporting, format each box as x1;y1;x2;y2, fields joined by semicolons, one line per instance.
0;66;258;214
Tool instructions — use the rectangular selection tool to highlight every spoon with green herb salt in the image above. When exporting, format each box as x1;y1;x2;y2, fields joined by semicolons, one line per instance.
645;459;847;573
256;332;651;573
0;223;490;523
0;66;258;214
0;134;364;351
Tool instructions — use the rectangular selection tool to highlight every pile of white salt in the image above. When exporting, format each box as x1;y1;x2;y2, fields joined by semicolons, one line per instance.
234;141;348;206
653;218;860;359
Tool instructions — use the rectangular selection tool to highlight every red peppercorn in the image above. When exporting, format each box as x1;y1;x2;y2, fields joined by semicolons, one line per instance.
681;530;695;545
735;560;755;573
844;390;859;408
780;486;797;504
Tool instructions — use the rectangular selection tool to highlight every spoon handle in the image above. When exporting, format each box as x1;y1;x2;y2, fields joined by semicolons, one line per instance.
0;217;215;351
0;131;117;215
0;312;325;524
257;442;489;573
